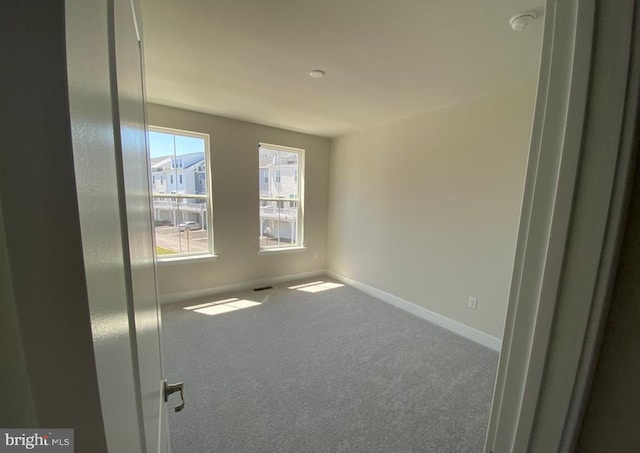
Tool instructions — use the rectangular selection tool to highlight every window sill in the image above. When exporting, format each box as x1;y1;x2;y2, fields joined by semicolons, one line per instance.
258;246;306;256
157;253;218;265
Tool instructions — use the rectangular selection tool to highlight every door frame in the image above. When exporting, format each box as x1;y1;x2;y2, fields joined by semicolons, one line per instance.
486;0;639;451
66;0;169;451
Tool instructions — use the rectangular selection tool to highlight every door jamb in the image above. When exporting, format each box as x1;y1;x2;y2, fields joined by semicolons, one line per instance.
486;0;639;451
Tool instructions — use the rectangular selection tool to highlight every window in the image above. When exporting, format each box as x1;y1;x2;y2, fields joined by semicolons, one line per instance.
258;143;304;250
148;126;213;259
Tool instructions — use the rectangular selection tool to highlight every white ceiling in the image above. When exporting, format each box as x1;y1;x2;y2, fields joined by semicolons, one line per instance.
140;0;543;138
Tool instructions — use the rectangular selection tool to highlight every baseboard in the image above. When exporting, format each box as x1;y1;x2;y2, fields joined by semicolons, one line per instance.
159;270;326;305
161;269;502;351
326;271;502;351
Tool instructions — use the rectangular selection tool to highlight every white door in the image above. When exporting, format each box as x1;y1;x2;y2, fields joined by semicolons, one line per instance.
112;0;170;451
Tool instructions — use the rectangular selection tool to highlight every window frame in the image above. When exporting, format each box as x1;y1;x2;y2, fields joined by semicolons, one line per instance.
258;142;305;252
148;125;215;261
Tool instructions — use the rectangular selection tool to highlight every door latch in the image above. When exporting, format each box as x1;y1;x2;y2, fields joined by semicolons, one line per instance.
163;380;185;413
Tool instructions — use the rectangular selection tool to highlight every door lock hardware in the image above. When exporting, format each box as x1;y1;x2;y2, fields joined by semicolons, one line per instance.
163;380;185;413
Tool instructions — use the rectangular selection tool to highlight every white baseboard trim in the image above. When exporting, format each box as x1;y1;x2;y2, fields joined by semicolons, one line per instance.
159;270;326;305
326;271;502;351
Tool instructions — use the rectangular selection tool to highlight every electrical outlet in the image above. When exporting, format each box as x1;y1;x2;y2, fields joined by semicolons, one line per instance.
314;253;319;260
468;297;478;310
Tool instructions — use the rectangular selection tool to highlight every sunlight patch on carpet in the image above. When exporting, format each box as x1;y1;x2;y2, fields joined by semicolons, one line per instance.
183;297;261;316
288;281;345;293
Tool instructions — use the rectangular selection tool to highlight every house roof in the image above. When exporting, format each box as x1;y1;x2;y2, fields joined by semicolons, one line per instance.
150;152;204;171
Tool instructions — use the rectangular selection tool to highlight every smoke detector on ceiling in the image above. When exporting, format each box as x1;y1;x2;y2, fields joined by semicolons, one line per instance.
509;12;537;31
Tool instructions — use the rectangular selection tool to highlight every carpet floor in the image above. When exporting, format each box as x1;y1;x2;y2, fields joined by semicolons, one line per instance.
161;278;498;452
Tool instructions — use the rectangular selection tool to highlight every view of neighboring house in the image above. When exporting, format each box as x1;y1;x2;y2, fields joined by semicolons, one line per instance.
148;144;302;254
150;152;208;228
259;148;301;246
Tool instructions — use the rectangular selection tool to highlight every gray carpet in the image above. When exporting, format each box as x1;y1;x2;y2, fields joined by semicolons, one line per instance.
161;278;498;453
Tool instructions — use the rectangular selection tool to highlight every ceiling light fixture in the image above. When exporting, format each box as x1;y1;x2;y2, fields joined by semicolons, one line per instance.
309;69;326;79
509;12;537;31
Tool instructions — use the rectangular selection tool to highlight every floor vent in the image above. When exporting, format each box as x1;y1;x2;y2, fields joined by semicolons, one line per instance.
253;286;273;292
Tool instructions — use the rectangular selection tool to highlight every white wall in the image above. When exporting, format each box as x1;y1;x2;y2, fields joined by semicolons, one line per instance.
327;85;537;338
148;105;330;299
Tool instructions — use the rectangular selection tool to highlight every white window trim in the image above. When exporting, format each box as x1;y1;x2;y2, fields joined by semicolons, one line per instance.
156;253;218;265
149;125;214;261
258;143;305;250
257;246;306;256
